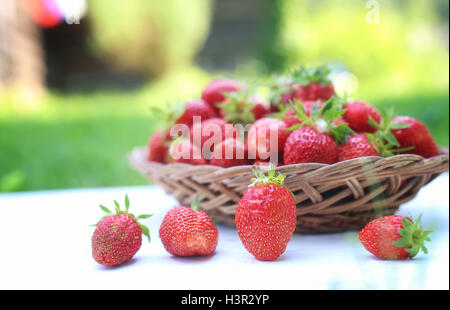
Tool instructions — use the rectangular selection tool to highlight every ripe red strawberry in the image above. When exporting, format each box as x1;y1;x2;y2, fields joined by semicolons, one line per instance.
147;130;169;163
201;79;245;111
159;197;218;256
174;99;217;127
359;215;431;260
284;125;339;165
343;101;381;133
236;169;297;261
167;139;207;165
292;66;336;101
247;118;290;162
210;138;249;168
92;195;151;267
283;99;354;165
338;133;379;161
190;118;238;159
392;116;439;158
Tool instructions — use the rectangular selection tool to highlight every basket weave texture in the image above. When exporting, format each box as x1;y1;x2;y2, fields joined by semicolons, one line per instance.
129;147;449;233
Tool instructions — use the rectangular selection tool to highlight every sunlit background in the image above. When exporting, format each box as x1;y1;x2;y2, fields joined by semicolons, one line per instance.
0;0;448;192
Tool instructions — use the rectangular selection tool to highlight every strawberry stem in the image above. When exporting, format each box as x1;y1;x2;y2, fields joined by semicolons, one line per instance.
92;194;152;242
249;167;286;187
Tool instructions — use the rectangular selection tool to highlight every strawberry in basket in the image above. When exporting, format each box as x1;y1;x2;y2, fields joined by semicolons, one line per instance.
218;88;270;125
147;130;169;163
202;78;245;112
268;65;335;111
190;118;238;159
247;117;290;162
210;137;249;168
283;99;354;165
159;197;218;257
343;100;382;133
291;65;336;102
391;116;440;158
167;139;207;165
236;168;297;261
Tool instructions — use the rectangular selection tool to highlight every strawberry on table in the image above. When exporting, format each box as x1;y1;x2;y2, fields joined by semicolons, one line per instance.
343;101;382;133
283;99;355;165
392;116;440;158
235;168;297;261
210;137;249;168
359;215;431;260
159;197;218;257
91;195;152;267
201;78;245;112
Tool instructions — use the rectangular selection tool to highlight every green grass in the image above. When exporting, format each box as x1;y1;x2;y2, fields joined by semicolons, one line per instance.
0;85;448;192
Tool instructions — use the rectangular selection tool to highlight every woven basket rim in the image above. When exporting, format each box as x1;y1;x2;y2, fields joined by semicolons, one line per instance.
130;147;449;170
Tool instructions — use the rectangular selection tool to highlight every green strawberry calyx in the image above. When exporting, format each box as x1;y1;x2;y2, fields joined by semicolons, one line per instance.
366;107;414;157
267;75;296;106
92;194;152;242
190;196;201;211
392;214;432;258
291;65;333;86
219;87;259;125
249;167;286;187
287;97;355;144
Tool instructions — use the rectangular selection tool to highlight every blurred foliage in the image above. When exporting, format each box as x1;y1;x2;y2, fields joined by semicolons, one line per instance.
258;0;449;98
88;0;213;76
0;170;26;193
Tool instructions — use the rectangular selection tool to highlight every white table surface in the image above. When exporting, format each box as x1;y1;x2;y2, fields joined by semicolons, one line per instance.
0;174;448;290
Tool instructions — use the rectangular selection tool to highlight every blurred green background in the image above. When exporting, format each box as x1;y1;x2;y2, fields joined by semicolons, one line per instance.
0;0;448;192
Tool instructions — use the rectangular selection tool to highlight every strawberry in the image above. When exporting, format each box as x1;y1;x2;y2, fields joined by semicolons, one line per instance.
190;118;238;159
235;169;297;261
391;116;440;158
219;89;270;125
210;138;249;168
343;101;381;133
159;197;218;256
283;99;354;165
201;79;245;111
91;194;152;267
167;139;207;165
359;215;431;260
291;65;336;101
338;133;379;161
247;118;290;162
174;99;217;128
147;130;169;163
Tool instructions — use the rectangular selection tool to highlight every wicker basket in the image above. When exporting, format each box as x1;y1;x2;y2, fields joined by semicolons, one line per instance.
129;147;449;233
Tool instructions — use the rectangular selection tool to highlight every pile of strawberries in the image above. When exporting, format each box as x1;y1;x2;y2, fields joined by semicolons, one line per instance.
147;65;440;168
